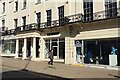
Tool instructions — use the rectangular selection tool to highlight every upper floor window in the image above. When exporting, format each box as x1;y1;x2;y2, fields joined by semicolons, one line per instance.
2;2;5;13
14;19;18;28
83;0;93;21
46;9;52;26
58;6;64;26
37;0;41;3
22;16;26;29
119;1;120;8
2;20;5;31
36;12;41;28
105;0;117;18
23;0;27;9
2;20;5;27
35;0;41;4
15;1;18;11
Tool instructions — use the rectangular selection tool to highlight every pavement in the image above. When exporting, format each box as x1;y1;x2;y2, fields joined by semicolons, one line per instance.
0;57;120;80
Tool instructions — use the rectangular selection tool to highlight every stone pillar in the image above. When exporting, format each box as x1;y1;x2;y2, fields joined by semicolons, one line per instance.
40;37;44;60
22;38;27;60
82;40;84;64
32;37;36;60
15;39;19;58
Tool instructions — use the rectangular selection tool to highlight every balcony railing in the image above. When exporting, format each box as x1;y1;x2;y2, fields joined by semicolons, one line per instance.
0;27;8;32
3;8;120;35
15;13;83;30
15;23;38;32
39;13;83;28
40;20;59;28
93;8;120;20
2;29;15;36
67;13;83;23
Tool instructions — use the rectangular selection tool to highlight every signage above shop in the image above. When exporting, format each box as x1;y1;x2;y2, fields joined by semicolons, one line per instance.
75;40;82;47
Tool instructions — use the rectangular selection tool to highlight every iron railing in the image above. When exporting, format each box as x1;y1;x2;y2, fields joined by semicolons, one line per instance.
93;8;120;20
3;8;120;35
15;13;83;31
15;23;38;32
67;13;83;23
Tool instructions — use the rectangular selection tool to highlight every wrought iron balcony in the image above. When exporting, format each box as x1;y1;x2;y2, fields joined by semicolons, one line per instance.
14;13;83;32
67;13;83;23
2;29;15;36
93;8;120;20
6;9;120;34
15;23;38;32
40;20;59;28
40;13;83;28
0;27;8;32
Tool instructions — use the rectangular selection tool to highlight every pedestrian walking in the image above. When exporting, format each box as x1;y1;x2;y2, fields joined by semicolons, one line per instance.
48;50;53;65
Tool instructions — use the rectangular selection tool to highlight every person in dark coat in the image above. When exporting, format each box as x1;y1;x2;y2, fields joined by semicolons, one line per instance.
48;50;53;65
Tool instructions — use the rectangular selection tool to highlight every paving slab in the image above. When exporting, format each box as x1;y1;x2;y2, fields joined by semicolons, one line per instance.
1;57;120;79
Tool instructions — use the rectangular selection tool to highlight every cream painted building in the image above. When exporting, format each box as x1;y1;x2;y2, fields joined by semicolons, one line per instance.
0;0;120;66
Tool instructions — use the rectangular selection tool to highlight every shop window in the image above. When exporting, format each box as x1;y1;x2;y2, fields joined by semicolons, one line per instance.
2;40;16;54
59;39;65;59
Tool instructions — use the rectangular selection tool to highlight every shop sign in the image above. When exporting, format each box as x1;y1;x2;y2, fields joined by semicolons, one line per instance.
75;40;82;47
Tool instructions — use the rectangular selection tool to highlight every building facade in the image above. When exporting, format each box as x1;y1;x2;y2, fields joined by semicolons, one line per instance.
0;0;120;66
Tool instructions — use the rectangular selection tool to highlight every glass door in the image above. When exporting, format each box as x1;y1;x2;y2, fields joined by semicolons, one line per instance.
53;46;58;59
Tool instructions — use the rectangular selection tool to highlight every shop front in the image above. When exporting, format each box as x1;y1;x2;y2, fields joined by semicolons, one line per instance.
44;38;65;60
74;38;119;66
15;32;41;60
1;35;16;55
84;39;119;66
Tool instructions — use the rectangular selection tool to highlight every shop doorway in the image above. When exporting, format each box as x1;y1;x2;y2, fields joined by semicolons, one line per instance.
53;46;58;59
45;38;65;59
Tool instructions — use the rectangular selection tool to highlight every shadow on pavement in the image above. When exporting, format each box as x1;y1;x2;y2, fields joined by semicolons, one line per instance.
1;69;119;80
1;69;71;80
109;74;120;79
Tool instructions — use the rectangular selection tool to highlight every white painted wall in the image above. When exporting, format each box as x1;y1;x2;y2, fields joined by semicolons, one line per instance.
1;0;120;30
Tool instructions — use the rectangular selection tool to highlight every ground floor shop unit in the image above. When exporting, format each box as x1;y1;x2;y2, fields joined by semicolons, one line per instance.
3;17;119;67
74;38;120;66
0;35;16;57
14;26;68;62
14;28;120;67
